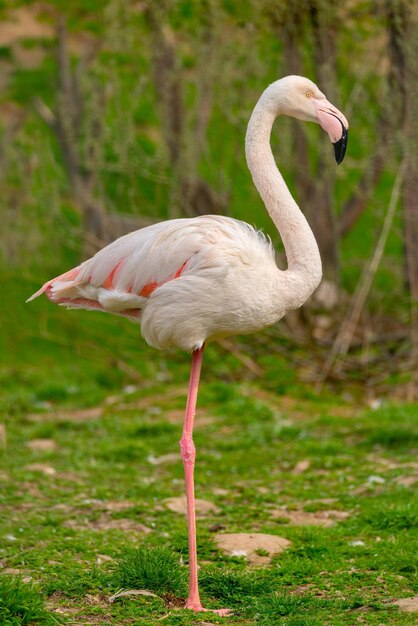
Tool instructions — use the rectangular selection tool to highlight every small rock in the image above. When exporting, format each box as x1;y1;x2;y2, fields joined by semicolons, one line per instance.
164;496;219;516
367;475;385;484
25;463;56;476
292;459;311;474
123;385;137;394
2;568;21;574
27;439;57;452
88;500;135;512
212;487;229;496
104;395;121;405
28;407;104;423
271;508;349;528
0;423;6;448
215;532;290;565
395;476;417;487
96;554;114;564
392;596;418;613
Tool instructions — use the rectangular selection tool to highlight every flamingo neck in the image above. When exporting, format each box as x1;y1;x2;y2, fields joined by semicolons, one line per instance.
245;93;322;309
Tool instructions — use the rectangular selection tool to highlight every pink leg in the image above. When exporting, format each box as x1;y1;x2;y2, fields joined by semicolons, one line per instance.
180;346;231;616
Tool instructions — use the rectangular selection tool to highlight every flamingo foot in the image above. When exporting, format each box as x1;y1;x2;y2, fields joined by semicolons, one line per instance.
185;602;232;616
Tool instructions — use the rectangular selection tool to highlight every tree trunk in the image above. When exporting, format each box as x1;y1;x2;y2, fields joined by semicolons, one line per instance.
385;0;418;364
308;0;340;286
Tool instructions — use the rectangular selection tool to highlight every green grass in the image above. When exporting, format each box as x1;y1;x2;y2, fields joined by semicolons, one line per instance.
115;545;187;597
0;576;60;625
1;284;417;624
200;568;276;607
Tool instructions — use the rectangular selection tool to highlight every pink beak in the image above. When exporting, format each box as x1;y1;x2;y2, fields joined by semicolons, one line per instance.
313;98;349;164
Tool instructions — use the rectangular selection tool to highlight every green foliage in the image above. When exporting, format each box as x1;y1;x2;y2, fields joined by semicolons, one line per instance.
114;545;187;597
256;592;325;618
200;568;276;606
0;576;59;626
361;503;418;531
43;566;107;598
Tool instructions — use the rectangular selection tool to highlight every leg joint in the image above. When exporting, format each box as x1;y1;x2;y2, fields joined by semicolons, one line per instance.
180;435;196;465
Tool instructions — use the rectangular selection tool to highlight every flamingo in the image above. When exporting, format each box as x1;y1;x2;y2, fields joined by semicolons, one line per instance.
28;75;348;615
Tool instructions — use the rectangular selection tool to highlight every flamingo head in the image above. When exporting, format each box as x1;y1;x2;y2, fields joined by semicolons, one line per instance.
266;75;349;164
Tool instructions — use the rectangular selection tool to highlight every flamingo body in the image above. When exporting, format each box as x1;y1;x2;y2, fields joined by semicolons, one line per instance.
29;215;288;351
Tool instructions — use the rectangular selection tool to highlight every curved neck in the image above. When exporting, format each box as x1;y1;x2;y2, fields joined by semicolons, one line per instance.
245;94;322;309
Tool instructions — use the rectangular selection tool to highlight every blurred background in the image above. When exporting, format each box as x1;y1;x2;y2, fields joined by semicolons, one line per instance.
1;0;417;402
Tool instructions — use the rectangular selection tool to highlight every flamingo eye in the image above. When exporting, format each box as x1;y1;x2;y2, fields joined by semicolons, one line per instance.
305;90;313;98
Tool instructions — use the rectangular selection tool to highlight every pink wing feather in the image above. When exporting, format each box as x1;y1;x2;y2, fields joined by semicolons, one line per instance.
26;218;213;318
28;214;273;322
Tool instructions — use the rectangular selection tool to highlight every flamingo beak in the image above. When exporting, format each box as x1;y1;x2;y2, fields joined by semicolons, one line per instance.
333;126;348;165
313;98;349;164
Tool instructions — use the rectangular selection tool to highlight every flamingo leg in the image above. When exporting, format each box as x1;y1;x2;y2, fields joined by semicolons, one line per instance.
180;346;231;616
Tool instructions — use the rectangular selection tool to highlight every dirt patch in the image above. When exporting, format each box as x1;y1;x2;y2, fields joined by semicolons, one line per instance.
16;481;44;497
86;499;136;512
395;475;417;487
307;498;338;505
148;452;179;465
212;487;229;496
115;385;188;413
96;554;114;565
392;596;418;612
164;496;219;516
164;409;188;424
28;407;103;423
64;515;151;534
271;508;350;527
23;465;81;483
214;532;291;565
0;6;96;69
0;423;6;448
367;455;418;471
26;438;58;452
53;500;136;515
292;459;311;474
162;408;215;425
24;463;56;475
0;7;53;46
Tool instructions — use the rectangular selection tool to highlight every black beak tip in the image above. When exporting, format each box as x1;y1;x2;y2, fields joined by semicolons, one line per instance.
333;127;348;165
